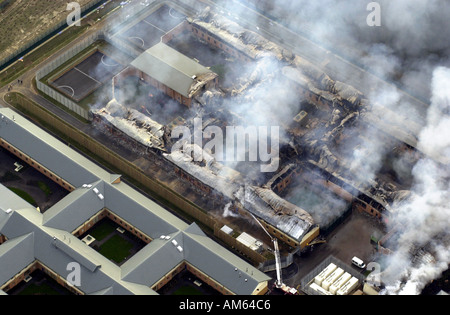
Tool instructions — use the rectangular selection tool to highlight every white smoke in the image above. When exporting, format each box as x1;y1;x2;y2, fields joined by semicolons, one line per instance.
381;67;450;295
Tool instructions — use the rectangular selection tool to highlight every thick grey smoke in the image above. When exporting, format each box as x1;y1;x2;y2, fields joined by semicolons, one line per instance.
215;0;450;293
89;0;450;293
243;0;450;101
380;67;450;295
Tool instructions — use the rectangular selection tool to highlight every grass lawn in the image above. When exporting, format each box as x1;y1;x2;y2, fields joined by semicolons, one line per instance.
173;285;203;296
89;220;116;241
19;282;61;296
37;181;52;197
7;187;37;206
99;234;134;264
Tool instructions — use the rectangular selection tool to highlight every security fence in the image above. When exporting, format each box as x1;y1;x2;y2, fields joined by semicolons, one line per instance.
300;255;366;295
35;12;148;122
0;0;104;69
35;31;104;121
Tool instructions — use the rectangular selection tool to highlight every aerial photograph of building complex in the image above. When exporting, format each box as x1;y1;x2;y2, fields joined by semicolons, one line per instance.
0;0;449;301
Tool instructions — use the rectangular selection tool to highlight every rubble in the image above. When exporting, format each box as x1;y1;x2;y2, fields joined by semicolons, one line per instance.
93;99;167;151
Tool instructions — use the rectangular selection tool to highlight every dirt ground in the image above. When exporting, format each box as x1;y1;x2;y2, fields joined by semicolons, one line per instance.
0;0;93;62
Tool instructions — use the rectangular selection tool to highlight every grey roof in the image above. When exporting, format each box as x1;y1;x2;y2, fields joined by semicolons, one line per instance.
121;231;185;286
42;180;105;232
0;108;270;295
0;111;109;188
131;42;213;98
0;233;35;286
183;225;269;295
0;184;36;214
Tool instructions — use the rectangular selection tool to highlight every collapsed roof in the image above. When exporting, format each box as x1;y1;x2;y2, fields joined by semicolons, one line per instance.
164;145;315;242
93;99;166;151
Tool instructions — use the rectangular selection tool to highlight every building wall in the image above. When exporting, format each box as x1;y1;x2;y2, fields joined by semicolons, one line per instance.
162;20;254;63
353;199;384;220
0;261;83;295
151;261;186;292
151;260;269;295
72;208;153;244
191;24;254;63
174;167;213;196
114;66;193;108
0;138;75;192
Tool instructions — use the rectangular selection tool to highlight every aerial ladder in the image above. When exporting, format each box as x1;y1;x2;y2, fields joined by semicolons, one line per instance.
249;214;297;294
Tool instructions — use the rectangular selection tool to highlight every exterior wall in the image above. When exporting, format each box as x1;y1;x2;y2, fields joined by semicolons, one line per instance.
0;261;83;295
105;210;152;244
190;24;254;63
72;208;109;238
270;168;299;195
72;208;153;244
300;226;320;249
174;167;213;196
114;66;193;108
0;261;37;293
0;138;75;192
186;263;235;295
162;19;254;63
353;199;384;220
151;262;186;292
151;261;269;295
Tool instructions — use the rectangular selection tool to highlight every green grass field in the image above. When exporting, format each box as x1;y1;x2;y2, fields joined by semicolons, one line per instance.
37;181;52;197
89;220;116;241
19;282;61;296
173;285;203;296
99;234;134;264
7;186;37;206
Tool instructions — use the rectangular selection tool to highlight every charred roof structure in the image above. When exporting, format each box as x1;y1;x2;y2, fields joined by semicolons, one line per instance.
85;3;449;261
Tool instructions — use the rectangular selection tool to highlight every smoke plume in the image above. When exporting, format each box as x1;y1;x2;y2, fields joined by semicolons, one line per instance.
381;67;450;295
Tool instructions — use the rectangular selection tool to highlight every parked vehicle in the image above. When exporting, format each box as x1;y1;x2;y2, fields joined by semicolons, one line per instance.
352;256;366;269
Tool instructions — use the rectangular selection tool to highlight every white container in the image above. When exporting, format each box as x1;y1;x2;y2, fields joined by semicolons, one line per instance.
309;283;333;295
314;263;337;286
329;272;352;295
322;268;345;291
337;277;359;296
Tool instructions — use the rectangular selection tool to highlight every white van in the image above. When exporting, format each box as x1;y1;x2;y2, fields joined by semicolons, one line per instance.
351;256;366;269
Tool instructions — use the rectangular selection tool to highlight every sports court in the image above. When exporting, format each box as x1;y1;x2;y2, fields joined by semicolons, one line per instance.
119;4;186;50
50;50;124;101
